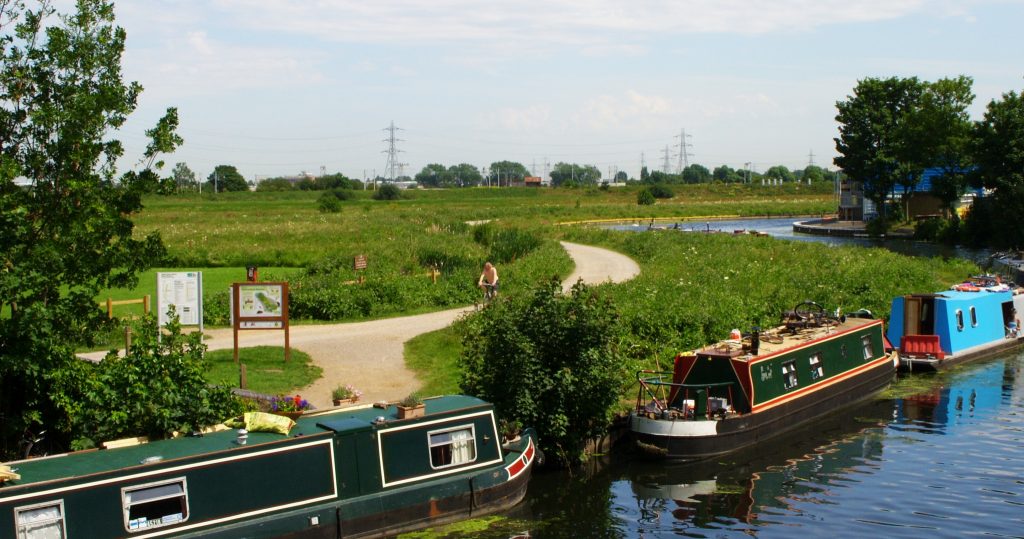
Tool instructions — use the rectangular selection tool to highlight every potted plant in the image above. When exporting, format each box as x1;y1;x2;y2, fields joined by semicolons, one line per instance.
270;394;312;420
397;393;425;419
499;418;523;445
332;384;362;406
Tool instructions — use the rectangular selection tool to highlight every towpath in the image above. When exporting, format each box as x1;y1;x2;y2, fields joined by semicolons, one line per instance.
87;242;640;408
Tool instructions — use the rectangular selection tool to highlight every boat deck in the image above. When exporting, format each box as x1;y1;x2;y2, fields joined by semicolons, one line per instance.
697;317;874;362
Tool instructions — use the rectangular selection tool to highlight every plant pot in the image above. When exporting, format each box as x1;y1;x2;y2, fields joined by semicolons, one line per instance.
397;404;425;419
333;397;357;407
274;411;304;420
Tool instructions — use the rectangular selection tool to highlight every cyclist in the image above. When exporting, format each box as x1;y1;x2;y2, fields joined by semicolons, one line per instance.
478;261;499;302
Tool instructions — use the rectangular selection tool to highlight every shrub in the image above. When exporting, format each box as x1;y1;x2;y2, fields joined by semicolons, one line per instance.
317;192;342;213
637;189;655;205
373;184;402;200
648;184;674;199
459;278;626;466
69;313;242;449
488;228;543;264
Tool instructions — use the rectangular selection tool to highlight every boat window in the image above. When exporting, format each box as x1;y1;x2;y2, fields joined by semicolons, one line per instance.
861;335;874;360
781;360;799;390
808;353;824;380
970;306;978;327
122;478;189;532
955;309;964;331
428;426;477;469
15;500;66;539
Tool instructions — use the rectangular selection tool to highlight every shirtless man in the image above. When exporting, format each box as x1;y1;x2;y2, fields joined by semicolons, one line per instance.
478;262;499;300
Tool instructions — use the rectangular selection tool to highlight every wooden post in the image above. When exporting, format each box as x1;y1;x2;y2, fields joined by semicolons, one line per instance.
143;294;151;315
239;363;247;390
107;298;114;319
124;326;132;353
431;267;438;284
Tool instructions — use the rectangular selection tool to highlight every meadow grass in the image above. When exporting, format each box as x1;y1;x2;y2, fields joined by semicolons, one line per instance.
204;346;321;395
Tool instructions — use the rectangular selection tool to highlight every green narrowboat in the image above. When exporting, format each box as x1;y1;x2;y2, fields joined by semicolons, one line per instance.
630;301;897;460
0;395;538;538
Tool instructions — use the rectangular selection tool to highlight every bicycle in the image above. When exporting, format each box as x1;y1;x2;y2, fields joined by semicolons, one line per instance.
477;283;498;309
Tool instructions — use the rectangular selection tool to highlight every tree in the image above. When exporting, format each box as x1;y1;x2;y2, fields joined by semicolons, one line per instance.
459;279;626;466
834;77;925;220
448;163;482;187
713;165;743;183
681;163;711;184
900;77;975;215
256;178;295;192
763;165;795;183
488;160;530;186
415;163;448;187
801;165;827;184
549;162;601;187
969;90;1024;248
171;162;197;192
0;0;181;456
206;165;248;192
614;170;628;183
640;165;649;182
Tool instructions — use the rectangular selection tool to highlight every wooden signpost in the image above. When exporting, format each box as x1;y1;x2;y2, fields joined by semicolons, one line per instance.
231;281;290;362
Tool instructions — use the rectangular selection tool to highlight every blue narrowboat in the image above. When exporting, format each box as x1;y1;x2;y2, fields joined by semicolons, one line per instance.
888;279;1024;370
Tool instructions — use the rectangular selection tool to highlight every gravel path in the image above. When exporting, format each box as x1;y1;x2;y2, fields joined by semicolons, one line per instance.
88;242;640;408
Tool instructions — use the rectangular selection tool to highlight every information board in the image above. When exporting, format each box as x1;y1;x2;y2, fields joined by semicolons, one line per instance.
232;282;290;362
157;272;203;327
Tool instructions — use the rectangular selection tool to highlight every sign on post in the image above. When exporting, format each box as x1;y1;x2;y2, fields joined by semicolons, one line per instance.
157;272;203;329
231;282;290;362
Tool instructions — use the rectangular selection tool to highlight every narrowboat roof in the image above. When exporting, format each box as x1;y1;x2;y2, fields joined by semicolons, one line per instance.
1;395;491;492
695;316;880;363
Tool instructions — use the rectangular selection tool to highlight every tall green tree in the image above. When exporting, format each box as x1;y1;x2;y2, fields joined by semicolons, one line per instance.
681;163;711;184
0;0;181;456
763;165;795;183
488;160;529;185
900;76;975;214
415;163;448;187
549;162;601;186
171;162;197;192
969;90;1024;248
206;164;248;192
448;163;482;187
834;76;925;219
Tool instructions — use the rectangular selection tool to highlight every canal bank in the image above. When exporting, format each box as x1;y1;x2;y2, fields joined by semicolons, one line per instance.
793;217;914;238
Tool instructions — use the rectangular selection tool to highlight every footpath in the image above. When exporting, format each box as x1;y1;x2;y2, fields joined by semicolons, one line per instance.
83;242;640;408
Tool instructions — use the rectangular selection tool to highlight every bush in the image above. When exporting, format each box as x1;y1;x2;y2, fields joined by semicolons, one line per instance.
70;313;242;449
637;188;655;205
317;192;342;213
648;184;674;199
459;278;626;466
373;184;402;200
488;228;543;264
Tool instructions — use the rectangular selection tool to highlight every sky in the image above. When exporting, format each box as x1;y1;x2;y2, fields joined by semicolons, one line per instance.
99;0;1024;182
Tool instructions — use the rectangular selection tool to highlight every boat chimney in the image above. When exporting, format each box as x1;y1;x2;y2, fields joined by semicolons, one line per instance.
751;327;760;355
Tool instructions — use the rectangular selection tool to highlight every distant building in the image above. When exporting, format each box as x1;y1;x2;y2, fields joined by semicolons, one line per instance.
839;168;983;221
524;176;543;187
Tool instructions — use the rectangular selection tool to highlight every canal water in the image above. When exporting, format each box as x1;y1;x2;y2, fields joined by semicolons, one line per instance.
462;350;1024;538
608;217;993;264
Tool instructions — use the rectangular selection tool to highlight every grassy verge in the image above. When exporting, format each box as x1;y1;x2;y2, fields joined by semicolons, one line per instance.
404;324;464;396
204;346;322;395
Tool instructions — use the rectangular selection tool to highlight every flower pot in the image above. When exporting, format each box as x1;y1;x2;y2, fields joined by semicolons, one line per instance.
274;411;304;420
397;404;425;419
333;397;357;407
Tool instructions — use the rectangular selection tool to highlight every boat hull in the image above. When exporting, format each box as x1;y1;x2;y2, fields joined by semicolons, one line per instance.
901;336;1024;371
631;353;895;461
